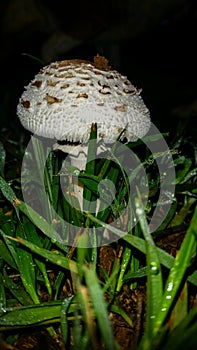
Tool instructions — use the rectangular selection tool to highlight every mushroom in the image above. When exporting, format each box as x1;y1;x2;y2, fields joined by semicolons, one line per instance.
17;55;151;211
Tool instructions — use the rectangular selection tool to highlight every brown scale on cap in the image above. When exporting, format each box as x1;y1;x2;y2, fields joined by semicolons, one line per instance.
44;94;62;104
93;54;111;71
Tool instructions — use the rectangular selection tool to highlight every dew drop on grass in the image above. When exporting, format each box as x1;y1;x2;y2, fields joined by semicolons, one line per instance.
0;304;7;316
150;262;160;275
161;307;167;312
167;281;173;292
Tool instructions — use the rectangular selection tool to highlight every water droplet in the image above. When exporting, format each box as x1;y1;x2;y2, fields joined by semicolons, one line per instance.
167;282;173;292
150;262;160;275
136;207;143;216
0;304;7;316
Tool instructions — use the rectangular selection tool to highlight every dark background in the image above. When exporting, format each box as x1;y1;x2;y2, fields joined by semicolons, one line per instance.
0;0;197;138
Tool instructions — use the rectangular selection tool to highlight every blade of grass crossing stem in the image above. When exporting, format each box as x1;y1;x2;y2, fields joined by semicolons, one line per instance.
50;160;61;212
96;166;119;225
83;123;98;266
62;191;83;231
83;266;117;349
153;204;197;334
83;123;97;213
95;130;125;180
135;195;163;343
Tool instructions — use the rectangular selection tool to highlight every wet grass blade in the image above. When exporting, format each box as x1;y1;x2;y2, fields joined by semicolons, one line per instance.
109;304;133;327
87;213;197;287
0;174;63;244
0;273;6;313
135;195;163;344
0;176;16;203
6;235;78;274
83;123;98;266
13;197;64;244
0;239;17;270
0;230;20;268
22;217;52;298
159;307;197;350
83;123;97;211
168;283;188;331
2;269;33;305
153;204;197;334
116;245;131;292
16;223;40;304
0;301;75;329
60;296;75;346
83;265;117;350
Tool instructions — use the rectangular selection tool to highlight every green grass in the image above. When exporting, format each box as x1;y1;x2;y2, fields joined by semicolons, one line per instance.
0;123;197;349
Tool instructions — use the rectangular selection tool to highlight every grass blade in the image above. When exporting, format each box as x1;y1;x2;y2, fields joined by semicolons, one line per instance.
2;269;33;306
16;223;40;304
0;239;17;270
6;235;78;274
0;301;73;329
135;195;163;344
86;213;197;287
154;204;197;333
13;197;64;243
60;296;75;346
83;265;117;350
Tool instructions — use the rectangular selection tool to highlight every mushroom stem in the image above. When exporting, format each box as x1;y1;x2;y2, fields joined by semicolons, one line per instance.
54;143;88;211
68;153;86;212
67;152;87;171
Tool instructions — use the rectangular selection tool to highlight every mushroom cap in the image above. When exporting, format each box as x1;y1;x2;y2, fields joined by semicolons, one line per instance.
17;55;151;143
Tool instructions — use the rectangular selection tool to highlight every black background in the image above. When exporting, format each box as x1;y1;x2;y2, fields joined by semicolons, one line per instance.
0;0;196;137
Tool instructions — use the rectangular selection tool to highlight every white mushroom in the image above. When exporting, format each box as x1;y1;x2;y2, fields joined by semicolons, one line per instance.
17;55;151;210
